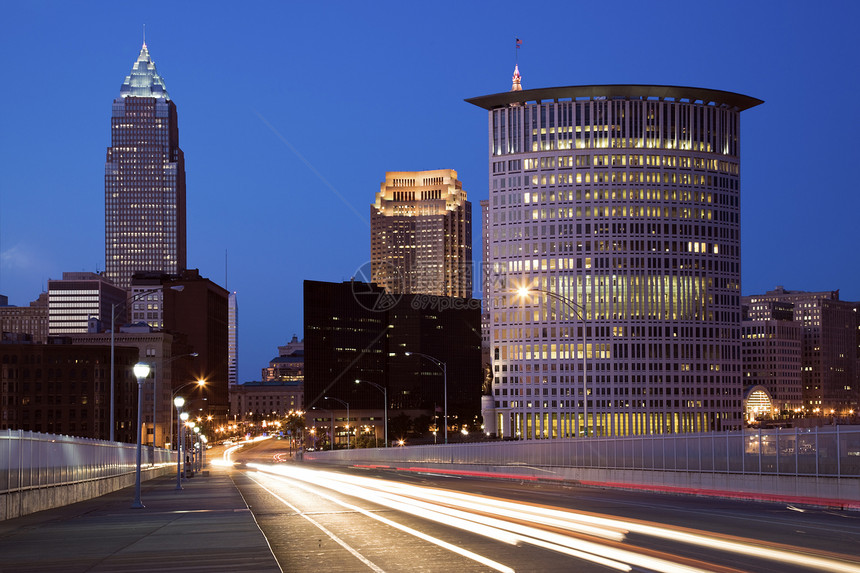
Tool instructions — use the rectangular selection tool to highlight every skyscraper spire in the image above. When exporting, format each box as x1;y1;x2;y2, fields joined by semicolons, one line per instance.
511;38;523;92
142;24;146;48
511;64;522;92
119;41;170;99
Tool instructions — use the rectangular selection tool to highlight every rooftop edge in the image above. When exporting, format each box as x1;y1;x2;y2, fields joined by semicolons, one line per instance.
465;84;763;111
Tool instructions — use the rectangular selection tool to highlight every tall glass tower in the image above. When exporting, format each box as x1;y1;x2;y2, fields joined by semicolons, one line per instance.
469;81;761;439
105;42;186;289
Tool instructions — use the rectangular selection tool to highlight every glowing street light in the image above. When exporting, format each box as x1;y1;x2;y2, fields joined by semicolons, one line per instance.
131;362;151;509
180;411;189;477
173;395;185;490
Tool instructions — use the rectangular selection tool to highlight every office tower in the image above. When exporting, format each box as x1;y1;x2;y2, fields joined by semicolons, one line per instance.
741;300;802;418
264;336;303;382
163;269;229;422
371;170;472;297
130;273;168;329
304;280;481;445
744;287;858;414
48;272;127;335
230;381;303;423
228;292;238;386
105;42;186;289
69;328;175;447
0;343;138;440
480;199;491;368
468;82;761;438
0;293;49;343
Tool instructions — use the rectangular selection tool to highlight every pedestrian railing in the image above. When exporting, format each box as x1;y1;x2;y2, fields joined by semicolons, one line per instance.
0;429;174;494
307;426;860;478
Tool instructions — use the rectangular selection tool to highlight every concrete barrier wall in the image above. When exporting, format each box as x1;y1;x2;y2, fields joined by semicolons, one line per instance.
0;464;174;521
304;427;860;508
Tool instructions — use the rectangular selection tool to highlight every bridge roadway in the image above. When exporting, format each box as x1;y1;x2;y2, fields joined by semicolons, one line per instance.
1;438;859;572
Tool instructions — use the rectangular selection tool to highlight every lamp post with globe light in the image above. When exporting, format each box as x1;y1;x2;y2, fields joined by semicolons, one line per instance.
179;412;189;477
192;426;200;471
131;362;151;509
516;286;590;437
173;396;185;490
150;352;197;456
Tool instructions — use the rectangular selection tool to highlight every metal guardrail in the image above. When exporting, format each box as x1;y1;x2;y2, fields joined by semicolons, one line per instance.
308;426;860;478
0;429;174;494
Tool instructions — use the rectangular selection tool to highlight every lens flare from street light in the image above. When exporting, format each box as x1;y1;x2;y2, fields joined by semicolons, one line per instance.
133;362;151;379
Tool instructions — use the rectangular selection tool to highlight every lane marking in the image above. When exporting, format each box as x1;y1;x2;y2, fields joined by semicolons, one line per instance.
251;470;515;573
247;474;386;573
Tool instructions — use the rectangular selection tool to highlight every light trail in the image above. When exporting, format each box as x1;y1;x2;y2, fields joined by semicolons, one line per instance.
248;469;516;573
249;463;860;573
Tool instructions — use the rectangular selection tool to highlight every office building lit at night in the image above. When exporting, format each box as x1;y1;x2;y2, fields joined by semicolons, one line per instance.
469;78;762;438
371;169;472;297
105;42;186;289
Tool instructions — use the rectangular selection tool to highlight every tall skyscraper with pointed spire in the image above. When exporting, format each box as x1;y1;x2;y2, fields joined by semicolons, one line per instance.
105;42;186;289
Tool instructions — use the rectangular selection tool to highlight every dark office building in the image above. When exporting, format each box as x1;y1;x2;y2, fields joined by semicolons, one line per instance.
0;343;139;442
162;270;229;421
304;280;482;431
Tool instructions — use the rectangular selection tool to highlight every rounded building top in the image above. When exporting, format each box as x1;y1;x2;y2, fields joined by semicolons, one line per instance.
466;84;762;111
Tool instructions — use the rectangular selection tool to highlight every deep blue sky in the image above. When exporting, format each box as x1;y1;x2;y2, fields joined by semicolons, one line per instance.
1;1;858;383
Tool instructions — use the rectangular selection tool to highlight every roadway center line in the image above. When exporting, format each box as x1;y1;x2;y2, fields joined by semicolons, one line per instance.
247;473;386;573
251;470;516;573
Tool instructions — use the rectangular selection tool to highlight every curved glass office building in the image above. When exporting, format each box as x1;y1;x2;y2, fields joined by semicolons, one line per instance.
468;82;761;438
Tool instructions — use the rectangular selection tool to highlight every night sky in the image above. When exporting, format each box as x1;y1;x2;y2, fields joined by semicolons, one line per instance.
1;1;857;383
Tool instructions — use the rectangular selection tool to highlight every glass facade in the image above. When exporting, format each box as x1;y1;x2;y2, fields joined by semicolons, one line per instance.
470;85;762;438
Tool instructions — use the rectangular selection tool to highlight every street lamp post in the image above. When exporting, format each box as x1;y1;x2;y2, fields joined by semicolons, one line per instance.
169;379;206;447
355;379;387;447
324;397;349;450
173;396;185;490
192;426;200;472
404;352;447;444
131;362;151;509
110;285;184;442
151;352;197;457
517;286;590;437
179;412;189;477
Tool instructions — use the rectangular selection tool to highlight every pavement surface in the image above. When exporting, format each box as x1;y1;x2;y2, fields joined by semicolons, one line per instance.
0;465;282;573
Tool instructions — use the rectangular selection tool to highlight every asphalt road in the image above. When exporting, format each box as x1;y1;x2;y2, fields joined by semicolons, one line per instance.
223;438;860;573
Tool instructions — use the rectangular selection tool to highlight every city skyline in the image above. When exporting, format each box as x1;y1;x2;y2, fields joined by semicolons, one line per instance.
1;1;858;384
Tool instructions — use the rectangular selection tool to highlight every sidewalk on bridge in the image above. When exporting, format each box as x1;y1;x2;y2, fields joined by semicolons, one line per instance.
0;465;282;573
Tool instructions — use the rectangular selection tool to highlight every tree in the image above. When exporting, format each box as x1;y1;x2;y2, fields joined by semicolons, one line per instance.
388;413;411;442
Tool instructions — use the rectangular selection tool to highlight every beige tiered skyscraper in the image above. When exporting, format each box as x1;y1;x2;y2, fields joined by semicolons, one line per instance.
371;169;472;297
